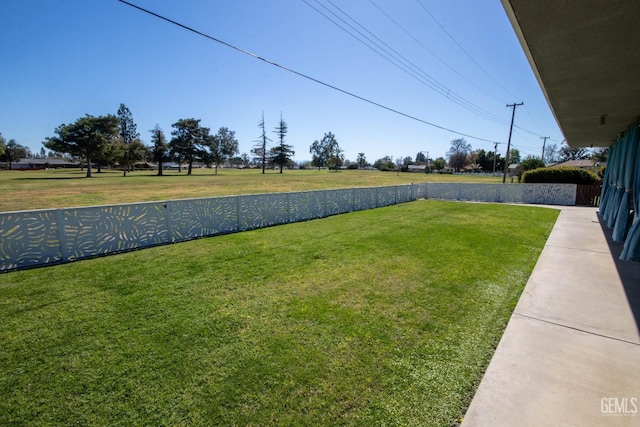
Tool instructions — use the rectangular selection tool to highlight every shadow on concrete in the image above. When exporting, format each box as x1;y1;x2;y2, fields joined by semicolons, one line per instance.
598;215;640;331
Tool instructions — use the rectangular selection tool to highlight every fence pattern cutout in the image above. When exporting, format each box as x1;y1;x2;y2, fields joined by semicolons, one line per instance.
0;183;575;272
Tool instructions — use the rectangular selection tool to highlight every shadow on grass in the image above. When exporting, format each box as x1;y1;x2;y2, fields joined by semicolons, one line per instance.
598;215;640;331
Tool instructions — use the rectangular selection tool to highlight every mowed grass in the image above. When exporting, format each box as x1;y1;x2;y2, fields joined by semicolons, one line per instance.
0;168;505;212
0;200;558;426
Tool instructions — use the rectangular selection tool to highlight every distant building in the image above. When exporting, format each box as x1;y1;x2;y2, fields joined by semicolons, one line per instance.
552;159;596;169
4;158;80;170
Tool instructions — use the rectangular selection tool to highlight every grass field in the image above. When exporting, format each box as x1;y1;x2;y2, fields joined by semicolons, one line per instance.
0;200;559;426
0;168;506;212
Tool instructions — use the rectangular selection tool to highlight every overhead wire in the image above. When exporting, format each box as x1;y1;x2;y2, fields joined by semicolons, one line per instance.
304;0;509;125
414;0;521;101
411;0;568;143
116;0;501;144
367;0;507;106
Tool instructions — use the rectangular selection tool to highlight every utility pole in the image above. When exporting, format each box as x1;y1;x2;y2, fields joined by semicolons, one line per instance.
503;102;523;183
492;142;498;176
540;136;549;162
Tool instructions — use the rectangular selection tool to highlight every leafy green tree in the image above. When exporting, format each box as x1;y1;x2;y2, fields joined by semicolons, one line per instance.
150;124;168;176
432;157;446;171
324;133;343;171
252;112;271;174
309;140;327;169
373;155;395;171
476;149;504;173
415;152;426;163
2;139;29;169
170;118;209;175
207;127;239;175
447;138;471;171
508;148;521;164
543;142;559;164
44;114;119;177
98;139;123;171
0;133;6;161
520;156;545;171
309;132;340;170
269;114;294;173
516;155;546;181
117;103;143;176
559;141;589;161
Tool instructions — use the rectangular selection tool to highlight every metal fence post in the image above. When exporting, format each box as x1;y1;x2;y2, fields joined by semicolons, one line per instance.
55;209;69;262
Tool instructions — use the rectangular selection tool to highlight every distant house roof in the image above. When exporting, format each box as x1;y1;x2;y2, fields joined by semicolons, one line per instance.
8;158;79;169
552;159;595;168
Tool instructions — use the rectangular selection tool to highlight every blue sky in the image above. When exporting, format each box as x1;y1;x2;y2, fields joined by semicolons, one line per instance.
1;0;563;163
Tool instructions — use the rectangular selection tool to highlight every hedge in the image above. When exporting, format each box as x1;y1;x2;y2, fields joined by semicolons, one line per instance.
521;167;600;184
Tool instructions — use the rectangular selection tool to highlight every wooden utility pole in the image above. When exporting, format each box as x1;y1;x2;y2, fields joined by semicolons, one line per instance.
492;142;498;176
503;102;523;183
540;136;549;162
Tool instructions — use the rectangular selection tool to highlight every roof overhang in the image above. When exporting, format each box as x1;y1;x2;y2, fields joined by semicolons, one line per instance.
501;0;640;148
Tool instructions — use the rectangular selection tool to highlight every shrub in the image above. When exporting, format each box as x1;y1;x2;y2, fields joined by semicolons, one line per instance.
521;167;600;184
598;165;606;180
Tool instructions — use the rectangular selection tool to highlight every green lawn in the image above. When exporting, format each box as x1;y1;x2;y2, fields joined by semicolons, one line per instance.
0;168;506;212
0;200;558;426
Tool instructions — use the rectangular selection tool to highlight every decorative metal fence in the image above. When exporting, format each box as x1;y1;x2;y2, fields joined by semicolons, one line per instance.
0;183;575;272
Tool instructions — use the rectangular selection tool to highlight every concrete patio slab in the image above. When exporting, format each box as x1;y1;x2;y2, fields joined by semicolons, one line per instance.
462;206;640;426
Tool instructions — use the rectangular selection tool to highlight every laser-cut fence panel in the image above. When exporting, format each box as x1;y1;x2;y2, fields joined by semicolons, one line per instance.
354;187;378;210
377;186;397;207
289;191;325;222
62;203;168;260
0;210;62;270
168;197;238;242
0;183;577;272
496;185;524;203
325;189;354;216
427;183;460;201
523;184;576;205
397;185;414;203
238;193;290;231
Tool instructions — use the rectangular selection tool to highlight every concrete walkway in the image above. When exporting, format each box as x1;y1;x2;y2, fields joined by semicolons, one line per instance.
462;206;640;426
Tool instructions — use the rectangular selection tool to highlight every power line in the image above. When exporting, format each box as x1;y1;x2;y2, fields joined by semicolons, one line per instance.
367;0;559;143
304;0;509;125
414;0;521;101
368;0;508;106
116;0;501;144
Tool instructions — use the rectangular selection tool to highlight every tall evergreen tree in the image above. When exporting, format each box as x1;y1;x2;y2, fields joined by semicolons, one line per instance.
117;103;142;176
150;124;168;176
252;112;271;174
170;118;209;175
270;113;295;173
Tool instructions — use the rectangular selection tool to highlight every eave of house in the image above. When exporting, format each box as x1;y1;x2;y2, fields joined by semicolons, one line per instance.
501;0;640;148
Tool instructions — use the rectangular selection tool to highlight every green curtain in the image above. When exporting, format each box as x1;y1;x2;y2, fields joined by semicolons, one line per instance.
613;124;639;241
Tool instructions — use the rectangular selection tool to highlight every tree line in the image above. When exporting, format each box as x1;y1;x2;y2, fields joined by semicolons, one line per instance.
40;105;242;178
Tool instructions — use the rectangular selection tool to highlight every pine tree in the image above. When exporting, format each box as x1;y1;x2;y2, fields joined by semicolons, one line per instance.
117;103;142;176
270;113;295;173
252;112;271;174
